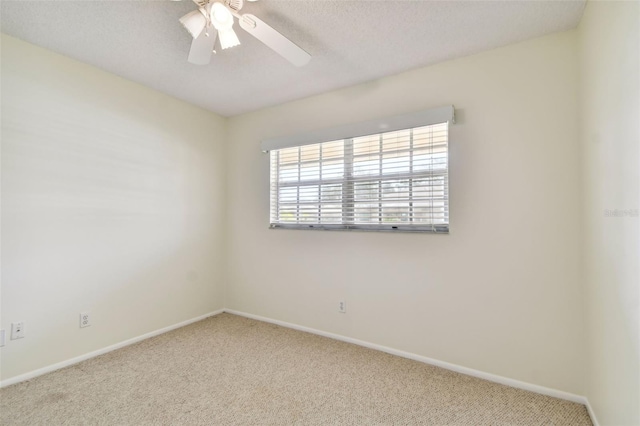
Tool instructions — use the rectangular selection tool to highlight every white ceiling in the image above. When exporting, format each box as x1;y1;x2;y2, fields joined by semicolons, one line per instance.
1;0;585;117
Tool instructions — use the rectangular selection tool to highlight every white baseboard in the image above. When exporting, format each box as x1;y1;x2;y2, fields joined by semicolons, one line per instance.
1;307;599;426
224;309;588;406
584;398;600;426
0;309;224;388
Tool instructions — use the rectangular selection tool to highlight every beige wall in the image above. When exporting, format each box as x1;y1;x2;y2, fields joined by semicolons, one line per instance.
226;31;585;395
0;35;227;380
579;2;640;425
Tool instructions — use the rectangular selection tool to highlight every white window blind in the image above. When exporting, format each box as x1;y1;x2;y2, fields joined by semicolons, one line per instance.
269;121;449;233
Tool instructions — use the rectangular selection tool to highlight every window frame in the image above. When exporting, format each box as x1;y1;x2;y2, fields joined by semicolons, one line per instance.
264;107;454;234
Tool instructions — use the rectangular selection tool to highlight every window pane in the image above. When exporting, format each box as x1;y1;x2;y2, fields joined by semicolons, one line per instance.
279;164;298;183
300;144;320;162
278;207;297;223
353;156;380;177
354;181;379;202
354;203;378;224
321;160;344;179
320;205;342;224
300;162;319;181
413;151;447;173
321;184;342;203
413;123;448;149
353;134;380;156
381;180;410;201
279;146;299;164
414;202;447;224
413;177;446;201
381;203;411;223
382;152;410;175
298;205;319;223
269;119;449;232
279;187;297;204
321;140;344;159
382;130;410;152
299;185;319;203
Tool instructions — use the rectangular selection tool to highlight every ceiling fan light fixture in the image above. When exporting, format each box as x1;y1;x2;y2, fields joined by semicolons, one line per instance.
218;28;240;49
179;10;207;39
211;3;233;28
211;2;240;49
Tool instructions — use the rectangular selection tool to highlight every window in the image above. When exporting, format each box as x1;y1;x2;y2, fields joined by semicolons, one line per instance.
265;107;453;233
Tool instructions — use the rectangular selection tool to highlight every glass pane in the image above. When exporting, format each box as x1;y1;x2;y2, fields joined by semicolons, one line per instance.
300;144;320;162
279;146;299;165
413;123;448;149
381;203;410;223
354;181;380;202
298;205;319;223
278;207;297;223
321;160;344;180
321;140;344;159
279;164;298;182
299;185;319;203
320;205;342;224
353;203;379;224
381;180;410;201
433;153;448;171
413;202;447;224
382;129;410;152
413;151;447;173
321;184;342;203
413;177;446;201
382;152;410;175
278;187;297;204
353;156;380;177
353;134;380;156
299;162;320;181
415;151;446;170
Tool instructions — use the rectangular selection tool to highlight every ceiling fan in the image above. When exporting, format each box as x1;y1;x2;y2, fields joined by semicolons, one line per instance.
178;0;311;67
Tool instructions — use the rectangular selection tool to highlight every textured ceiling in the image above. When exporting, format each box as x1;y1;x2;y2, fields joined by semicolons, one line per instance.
1;0;585;117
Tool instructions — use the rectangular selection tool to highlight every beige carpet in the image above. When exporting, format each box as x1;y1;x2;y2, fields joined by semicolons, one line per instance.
0;313;591;425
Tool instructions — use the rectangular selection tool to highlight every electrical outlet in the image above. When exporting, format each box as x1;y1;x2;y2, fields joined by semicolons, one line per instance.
338;300;346;313
11;322;25;340
80;312;91;328
0;329;5;347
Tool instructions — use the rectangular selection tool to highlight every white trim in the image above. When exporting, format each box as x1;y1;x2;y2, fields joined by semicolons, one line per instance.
0;309;224;388
224;309;587;405
584;398;600;426
261;105;455;152
1;306;599;426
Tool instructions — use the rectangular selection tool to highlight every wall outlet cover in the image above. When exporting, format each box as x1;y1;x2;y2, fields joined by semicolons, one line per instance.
80;312;91;328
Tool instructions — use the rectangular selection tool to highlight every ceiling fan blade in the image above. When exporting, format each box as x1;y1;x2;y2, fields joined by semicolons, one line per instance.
239;14;310;67
179;9;207;39
188;27;217;65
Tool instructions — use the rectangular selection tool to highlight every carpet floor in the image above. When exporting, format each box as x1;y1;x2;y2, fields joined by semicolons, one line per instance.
0;313;591;425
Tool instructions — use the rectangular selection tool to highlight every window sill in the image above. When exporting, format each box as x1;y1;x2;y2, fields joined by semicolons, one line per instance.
269;224;449;234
